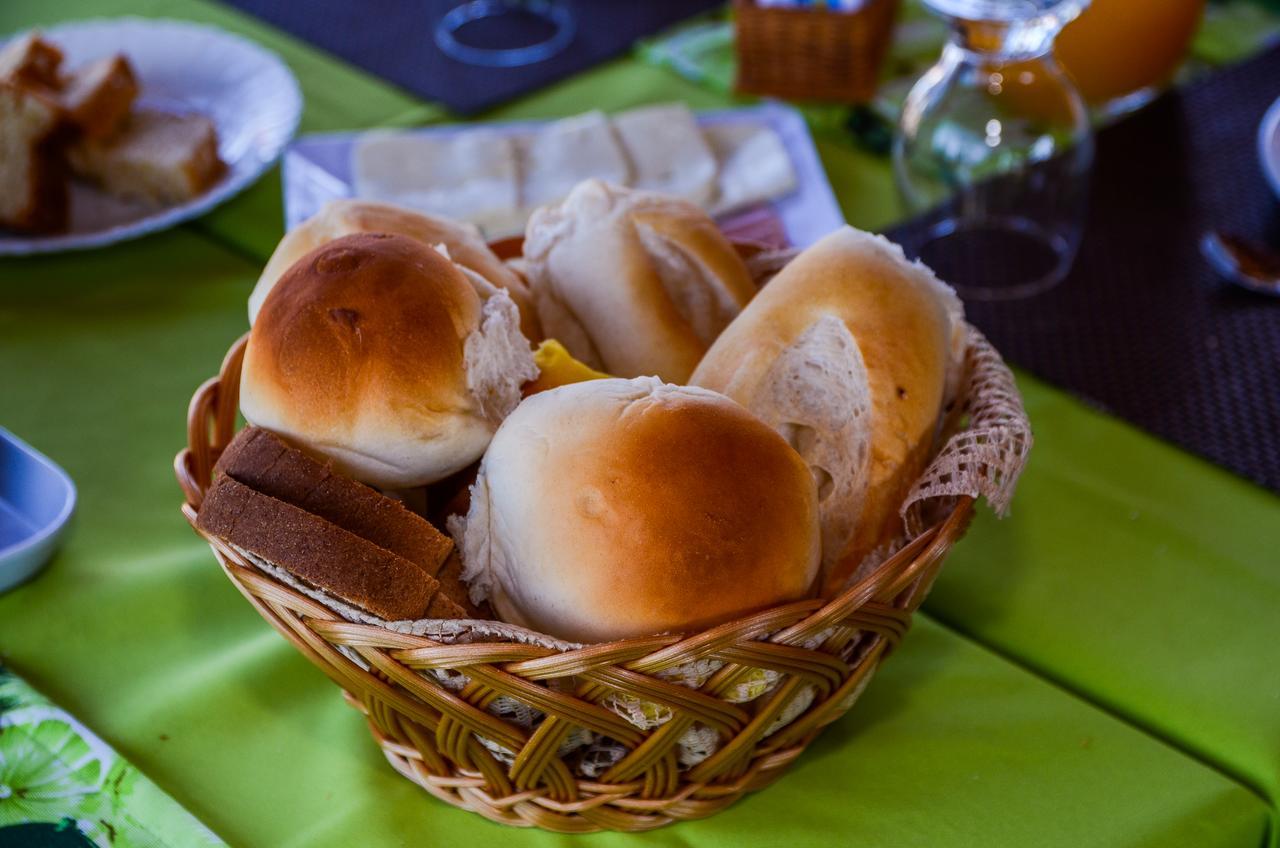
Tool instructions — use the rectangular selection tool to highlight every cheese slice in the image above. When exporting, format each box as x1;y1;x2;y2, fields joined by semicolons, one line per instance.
703;122;797;215
517;111;631;211
352;129;522;236
612;103;717;206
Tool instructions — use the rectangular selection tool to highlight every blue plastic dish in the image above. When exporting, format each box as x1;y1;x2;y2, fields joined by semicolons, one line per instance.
0;427;76;592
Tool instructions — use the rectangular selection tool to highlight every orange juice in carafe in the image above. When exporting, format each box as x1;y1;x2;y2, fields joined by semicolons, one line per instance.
1055;0;1206;106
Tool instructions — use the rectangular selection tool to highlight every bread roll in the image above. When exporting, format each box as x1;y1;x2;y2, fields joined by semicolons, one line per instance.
241;233;536;489
248;199;540;340
691;226;965;597
452;377;821;642
522;179;756;383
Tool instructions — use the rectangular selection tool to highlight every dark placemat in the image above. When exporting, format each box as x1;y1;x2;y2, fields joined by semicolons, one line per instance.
221;0;721;115
890;47;1280;494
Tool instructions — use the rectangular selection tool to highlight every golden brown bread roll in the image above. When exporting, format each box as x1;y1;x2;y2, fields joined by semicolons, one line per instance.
522;179;756;383
241;233;536;489
248;198;541;340
691;226;965;597
451;376;821;642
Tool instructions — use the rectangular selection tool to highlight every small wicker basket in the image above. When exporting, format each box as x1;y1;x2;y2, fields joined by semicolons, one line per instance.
733;0;901;103
176;243;1028;832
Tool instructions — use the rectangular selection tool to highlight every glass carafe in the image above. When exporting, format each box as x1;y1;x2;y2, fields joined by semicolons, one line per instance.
894;0;1093;300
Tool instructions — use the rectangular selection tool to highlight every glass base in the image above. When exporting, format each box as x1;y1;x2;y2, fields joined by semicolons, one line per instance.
434;0;575;68
917;216;1076;301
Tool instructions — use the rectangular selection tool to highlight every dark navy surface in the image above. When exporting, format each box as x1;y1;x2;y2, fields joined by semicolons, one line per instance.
221;0;721;114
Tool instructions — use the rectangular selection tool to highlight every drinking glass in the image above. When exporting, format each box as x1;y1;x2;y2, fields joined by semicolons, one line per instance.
1055;0;1205;116
893;0;1093;300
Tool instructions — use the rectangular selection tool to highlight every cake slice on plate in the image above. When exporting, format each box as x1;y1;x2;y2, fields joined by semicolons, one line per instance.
69;108;224;205
59;54;138;139
0;80;68;233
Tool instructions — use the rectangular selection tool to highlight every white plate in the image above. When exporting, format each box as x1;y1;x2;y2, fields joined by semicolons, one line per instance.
0;18;302;256
282;102;846;248
1261;94;1280;201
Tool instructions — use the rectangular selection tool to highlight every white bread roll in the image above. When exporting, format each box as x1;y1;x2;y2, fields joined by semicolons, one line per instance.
522;179;756;383
453;377;821;642
247;198;541;340
691;226;965;597
241;233;536;489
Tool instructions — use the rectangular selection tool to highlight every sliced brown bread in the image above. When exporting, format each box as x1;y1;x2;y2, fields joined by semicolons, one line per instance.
0;80;68;233
59;54;137;139
214;426;453;576
435;551;490;619
197;474;439;621
0;33;63;90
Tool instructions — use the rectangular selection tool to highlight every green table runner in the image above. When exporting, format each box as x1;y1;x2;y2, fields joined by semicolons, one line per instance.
3;1;1280;844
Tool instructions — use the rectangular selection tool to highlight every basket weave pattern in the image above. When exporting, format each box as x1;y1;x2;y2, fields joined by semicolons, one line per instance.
733;0;901;103
177;336;976;833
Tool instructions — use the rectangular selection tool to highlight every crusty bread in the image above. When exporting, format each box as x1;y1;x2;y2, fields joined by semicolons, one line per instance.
242;233;536;489
59;54;137;140
522;179;756;383
692;226;965;596
68;108;223;205
247;199;540;340
214;426;453;575
454;376;820;642
0;80;67;233
0;32;62;90
197;474;439;621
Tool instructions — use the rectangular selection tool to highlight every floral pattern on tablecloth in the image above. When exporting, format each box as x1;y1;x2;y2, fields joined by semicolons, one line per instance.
0;666;224;848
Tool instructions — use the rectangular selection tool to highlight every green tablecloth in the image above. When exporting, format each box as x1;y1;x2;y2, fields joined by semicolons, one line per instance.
2;1;1279;845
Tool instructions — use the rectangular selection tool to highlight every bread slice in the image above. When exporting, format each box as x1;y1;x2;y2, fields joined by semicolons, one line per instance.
435;551;490;619
0;32;63;90
59;55;138;140
214;426;453;576
68;108;223;205
197;474;440;621
0;80;68;233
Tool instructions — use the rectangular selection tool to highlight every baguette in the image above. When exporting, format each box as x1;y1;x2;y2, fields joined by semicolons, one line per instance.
214;426;453;576
197;474;439;621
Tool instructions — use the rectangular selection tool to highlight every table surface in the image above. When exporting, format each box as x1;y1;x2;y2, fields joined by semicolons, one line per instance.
1;1;1279;846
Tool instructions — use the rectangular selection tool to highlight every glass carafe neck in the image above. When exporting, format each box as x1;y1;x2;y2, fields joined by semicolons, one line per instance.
926;0;1088;59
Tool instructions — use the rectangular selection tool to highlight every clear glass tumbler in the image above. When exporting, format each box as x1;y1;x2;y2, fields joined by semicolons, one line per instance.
893;0;1094;300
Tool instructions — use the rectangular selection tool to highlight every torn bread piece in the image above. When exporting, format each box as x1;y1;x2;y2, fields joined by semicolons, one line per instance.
517;111;630;211
352;129;523;238
612;103;717;206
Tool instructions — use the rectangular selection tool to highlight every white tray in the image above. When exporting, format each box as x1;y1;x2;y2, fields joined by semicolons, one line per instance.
283;102;844;248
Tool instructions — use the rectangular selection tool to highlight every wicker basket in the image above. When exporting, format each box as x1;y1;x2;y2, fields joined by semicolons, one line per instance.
733;0;901;103
174;229;1039;832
